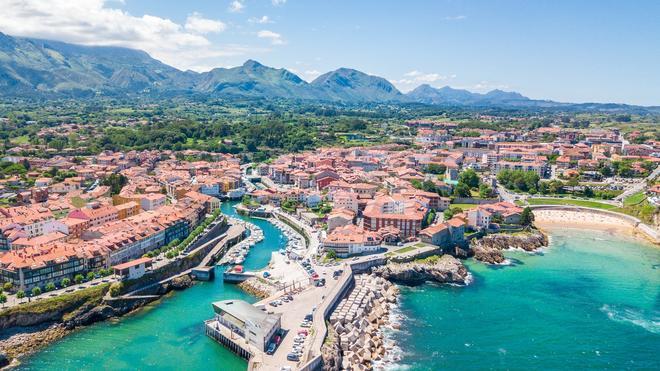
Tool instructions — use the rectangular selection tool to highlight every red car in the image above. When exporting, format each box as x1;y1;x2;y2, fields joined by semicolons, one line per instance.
311;273;319;279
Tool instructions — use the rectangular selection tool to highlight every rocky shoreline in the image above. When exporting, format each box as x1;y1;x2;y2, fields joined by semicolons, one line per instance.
237;277;276;299
322;274;399;370
0;274;195;367
471;230;548;264
372;255;471;286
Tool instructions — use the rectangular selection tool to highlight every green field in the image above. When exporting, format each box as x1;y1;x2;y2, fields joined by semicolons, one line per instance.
449;203;479;210
10;135;30;144
527;198;618;210
623;191;646;206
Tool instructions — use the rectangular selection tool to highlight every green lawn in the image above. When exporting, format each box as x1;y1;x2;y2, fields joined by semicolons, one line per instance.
10;135;30;144
449;203;479;210
527;198;618;210
623;191;647;206
70;196;87;208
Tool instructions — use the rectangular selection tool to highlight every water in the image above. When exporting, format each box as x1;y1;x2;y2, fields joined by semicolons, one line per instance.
388;227;660;370
18;201;287;371
19;219;660;370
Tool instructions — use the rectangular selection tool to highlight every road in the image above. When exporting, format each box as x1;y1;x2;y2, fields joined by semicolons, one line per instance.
614;165;660;201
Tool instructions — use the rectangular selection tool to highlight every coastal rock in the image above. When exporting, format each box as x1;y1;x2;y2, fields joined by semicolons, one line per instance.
471;230;548;264
472;244;506;264
237;277;275;299
372;255;470;286
170;274;194;290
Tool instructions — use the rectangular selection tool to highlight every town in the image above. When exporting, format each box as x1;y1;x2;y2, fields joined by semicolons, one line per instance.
0;114;659;370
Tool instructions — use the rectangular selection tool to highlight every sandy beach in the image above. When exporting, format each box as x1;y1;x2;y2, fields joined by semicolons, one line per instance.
532;209;654;243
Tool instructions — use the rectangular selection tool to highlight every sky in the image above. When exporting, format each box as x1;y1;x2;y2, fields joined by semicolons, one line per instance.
0;0;658;105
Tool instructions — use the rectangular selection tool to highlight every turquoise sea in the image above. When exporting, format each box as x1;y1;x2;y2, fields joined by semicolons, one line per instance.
387;227;659;370
18;214;659;370
17;201;285;371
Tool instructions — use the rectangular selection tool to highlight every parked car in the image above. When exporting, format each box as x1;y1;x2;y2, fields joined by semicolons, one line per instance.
266;343;276;355
286;353;299;361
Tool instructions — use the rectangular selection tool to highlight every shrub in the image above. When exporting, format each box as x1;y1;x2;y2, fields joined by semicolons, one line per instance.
74;274;84;284
86;272;96;281
61;278;71;287
109;282;124;297
3;282;13;291
45;282;56;292
31;287;42;297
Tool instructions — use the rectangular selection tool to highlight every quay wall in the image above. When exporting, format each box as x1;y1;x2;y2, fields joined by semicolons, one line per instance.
275;212;311;249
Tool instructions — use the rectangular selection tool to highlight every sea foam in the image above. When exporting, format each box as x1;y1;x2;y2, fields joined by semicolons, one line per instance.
600;304;660;334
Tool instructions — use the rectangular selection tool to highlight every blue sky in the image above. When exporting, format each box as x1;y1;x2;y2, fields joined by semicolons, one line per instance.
1;0;659;105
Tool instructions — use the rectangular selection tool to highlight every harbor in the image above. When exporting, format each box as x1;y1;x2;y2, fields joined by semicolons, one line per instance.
15;201;287;370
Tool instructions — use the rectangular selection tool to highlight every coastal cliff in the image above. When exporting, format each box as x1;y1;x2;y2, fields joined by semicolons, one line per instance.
372;255;471;286
0;274;196;364
471;230;548;264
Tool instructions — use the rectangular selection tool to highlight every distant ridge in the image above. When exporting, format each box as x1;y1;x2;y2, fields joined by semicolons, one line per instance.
0;32;656;112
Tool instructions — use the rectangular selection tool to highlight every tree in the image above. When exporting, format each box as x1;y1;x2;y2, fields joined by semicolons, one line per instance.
74;274;84;284
61;277;71;287
478;184;494;198
521;207;535;226
0;293;6;307
109;282;124;297
3;282;13;291
584;186;594;198
458;169;480;189
0;286;3;295
443;207;463;221
426;163;446;175
45;282;56;292
86;272;96;281
326;250;337;260
453;182;471;197
31;287;42;297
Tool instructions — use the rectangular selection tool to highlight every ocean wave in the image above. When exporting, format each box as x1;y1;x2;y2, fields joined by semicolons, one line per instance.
600;304;660;334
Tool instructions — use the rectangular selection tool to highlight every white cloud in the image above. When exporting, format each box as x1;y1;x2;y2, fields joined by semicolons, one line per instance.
229;1;245;13
0;0;265;71
249;16;273;24
272;0;287;6
444;15;467;21
185;12;226;34
257;30;285;45
393;70;456;91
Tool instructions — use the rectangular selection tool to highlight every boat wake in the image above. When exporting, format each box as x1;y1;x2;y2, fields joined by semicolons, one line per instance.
600;304;660;334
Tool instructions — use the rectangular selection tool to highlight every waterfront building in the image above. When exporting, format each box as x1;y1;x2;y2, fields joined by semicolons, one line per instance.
206;300;281;352
362;195;427;238
113;257;152;280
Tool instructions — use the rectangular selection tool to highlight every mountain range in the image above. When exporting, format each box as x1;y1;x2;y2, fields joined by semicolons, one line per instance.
0;32;656;112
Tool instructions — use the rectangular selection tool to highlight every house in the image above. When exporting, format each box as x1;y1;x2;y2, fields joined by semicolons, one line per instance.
139;193;167;211
322;224;382;257
362;195;428;237
326;208;355;232
113;257;152;280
